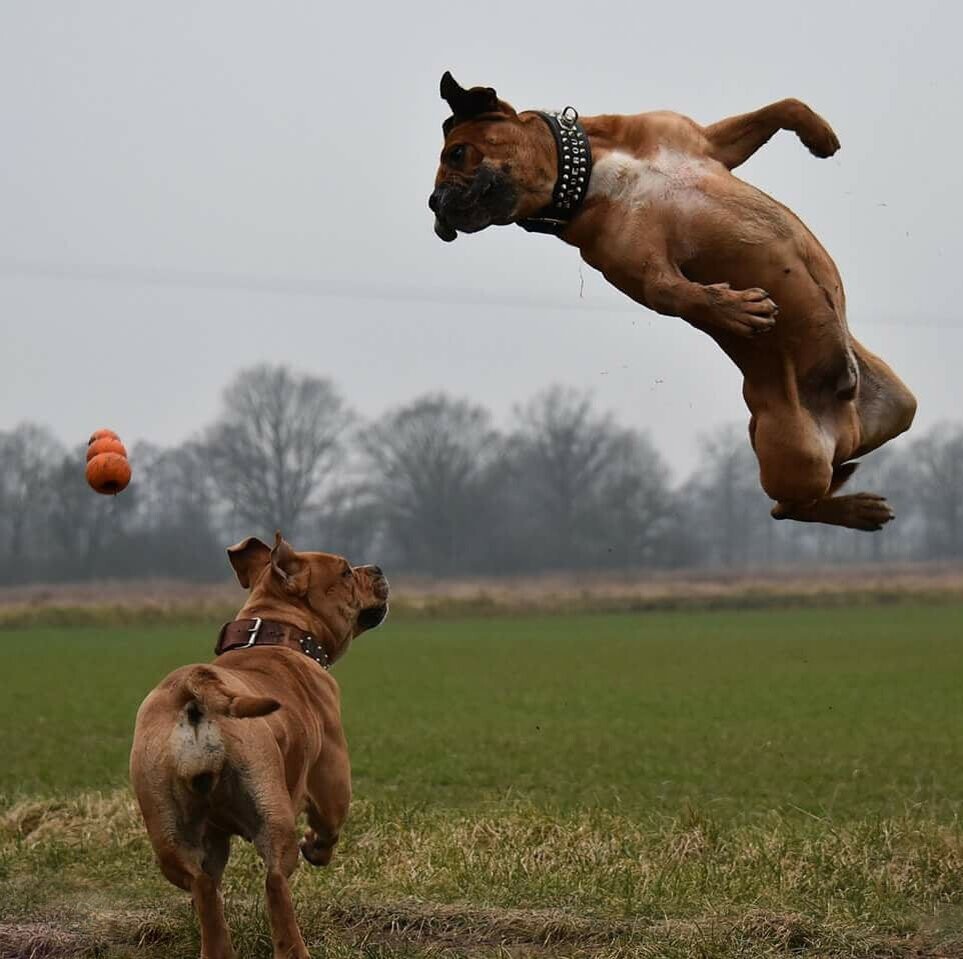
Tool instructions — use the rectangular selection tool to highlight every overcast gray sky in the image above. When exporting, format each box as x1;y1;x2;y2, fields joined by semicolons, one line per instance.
1;1;959;476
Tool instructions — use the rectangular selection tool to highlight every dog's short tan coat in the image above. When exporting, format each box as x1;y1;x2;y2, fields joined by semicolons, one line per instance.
130;534;388;959
429;76;917;530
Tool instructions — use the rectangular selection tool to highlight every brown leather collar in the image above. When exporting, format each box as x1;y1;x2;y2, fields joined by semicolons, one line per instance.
215;618;331;670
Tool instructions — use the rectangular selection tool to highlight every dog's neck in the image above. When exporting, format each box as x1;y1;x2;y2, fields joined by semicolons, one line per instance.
516;108;593;236
216;617;334;669
235;596;350;664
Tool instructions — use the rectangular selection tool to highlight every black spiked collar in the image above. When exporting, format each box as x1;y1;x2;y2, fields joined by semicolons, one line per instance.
517;107;593;236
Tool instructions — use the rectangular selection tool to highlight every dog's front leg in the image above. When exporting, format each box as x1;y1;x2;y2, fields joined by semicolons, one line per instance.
301;733;352;867
704;99;840;169
613;257;778;339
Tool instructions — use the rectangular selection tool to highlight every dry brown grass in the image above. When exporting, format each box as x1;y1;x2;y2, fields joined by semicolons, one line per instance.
4;791;963;957
2;563;963;627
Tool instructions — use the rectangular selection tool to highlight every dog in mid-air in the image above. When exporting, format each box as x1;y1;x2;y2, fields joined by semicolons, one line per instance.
429;73;916;530
130;533;389;959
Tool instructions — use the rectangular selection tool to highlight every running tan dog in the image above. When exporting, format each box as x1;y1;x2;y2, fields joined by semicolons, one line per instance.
429;74;916;530
130;533;389;959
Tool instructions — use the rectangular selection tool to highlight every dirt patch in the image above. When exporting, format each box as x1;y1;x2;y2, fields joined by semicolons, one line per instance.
0;893;956;959
0;921;91;959
322;899;946;958
0;910;181;959
331;898;643;950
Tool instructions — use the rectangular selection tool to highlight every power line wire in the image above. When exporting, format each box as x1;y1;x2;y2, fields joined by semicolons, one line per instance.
0;257;959;329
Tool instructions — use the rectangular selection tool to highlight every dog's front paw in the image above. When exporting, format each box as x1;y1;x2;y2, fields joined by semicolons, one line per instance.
792;104;841;158
707;283;778;337
300;829;336;867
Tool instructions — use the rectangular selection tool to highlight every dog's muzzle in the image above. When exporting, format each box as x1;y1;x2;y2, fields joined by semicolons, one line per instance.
429;167;517;243
429;189;459;242
358;604;388;629
357;565;389;629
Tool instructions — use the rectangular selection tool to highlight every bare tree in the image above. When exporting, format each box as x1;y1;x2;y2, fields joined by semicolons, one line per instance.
684;425;769;567
359;394;500;573
9;381;963;585
41;443;139;578
123;441;223;576
203;365;349;539
503;386;672;568
902;424;963;558
591;428;679;567
315;481;383;568
0;423;64;578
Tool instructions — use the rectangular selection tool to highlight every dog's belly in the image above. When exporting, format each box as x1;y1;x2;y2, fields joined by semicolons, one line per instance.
681;227;855;414
588;147;795;245
587;146;855;405
684;242;844;329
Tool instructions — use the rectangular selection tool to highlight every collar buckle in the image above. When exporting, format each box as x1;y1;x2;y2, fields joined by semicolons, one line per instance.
245;617;262;647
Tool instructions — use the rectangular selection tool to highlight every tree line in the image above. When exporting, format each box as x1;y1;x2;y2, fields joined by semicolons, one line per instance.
1;364;960;584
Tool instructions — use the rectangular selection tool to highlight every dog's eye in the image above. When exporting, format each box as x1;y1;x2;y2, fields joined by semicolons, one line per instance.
342;566;352;578
447;144;467;165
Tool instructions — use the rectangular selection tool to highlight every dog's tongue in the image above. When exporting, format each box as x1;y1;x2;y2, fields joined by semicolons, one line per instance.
434;216;458;243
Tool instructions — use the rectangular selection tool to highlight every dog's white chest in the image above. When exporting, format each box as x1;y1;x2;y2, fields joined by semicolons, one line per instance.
588;147;710;213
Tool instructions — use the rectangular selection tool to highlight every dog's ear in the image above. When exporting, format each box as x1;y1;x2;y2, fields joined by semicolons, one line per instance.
270;530;311;597
440;71;516;134
226;537;271;589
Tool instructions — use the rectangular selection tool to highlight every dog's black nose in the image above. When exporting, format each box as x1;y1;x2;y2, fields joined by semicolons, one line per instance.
428;191;440;213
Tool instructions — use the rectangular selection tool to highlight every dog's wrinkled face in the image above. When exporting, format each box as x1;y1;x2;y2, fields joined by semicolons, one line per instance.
227;533;389;662
297;551;390;638
429;72;554;242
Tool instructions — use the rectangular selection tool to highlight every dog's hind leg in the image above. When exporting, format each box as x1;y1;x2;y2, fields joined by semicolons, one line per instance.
132;761;236;959
751;408;895;531
256;813;310;959
301;727;352;867
192;871;235;959
770;460;895;531
704;99;840;169
750;408;835;507
154;835;235;959
849;338;917;458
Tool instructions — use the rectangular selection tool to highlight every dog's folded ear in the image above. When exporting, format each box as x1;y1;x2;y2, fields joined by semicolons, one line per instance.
271;531;311;597
440;71;516;135
227;537;272;589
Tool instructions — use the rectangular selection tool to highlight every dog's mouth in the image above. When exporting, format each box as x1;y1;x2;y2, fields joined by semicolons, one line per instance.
357;604;388;630
434;215;458;242
430;167;517;243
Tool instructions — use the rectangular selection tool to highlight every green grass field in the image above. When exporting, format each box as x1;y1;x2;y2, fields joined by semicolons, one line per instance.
2;605;963;957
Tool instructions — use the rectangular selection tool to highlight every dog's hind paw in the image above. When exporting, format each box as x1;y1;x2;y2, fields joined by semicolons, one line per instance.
830;492;895;531
300;830;336;867
775;492;896;531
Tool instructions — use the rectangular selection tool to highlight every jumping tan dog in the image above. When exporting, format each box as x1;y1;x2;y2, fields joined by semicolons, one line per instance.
130;533;389;959
429;73;916;530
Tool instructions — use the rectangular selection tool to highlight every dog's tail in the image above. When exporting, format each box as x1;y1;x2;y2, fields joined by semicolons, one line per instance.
181;667;281;721
172;666;280;796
